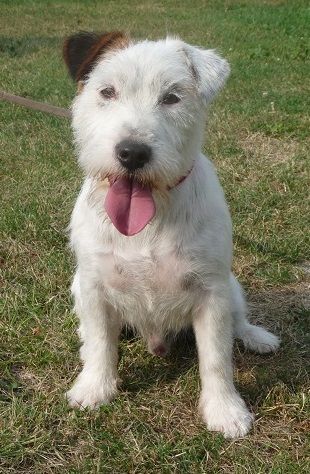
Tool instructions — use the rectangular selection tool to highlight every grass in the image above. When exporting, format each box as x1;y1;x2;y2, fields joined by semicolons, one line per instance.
0;0;309;472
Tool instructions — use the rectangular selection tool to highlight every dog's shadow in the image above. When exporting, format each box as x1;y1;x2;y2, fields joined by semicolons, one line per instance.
120;327;197;393
120;286;309;407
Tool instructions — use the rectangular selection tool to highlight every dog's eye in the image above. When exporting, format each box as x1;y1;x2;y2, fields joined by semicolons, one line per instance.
100;86;117;100
161;93;180;105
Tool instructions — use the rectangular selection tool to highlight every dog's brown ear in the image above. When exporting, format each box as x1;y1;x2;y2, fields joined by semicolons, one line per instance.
63;31;129;82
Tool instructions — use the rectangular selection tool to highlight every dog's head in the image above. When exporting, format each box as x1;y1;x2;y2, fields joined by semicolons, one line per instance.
64;31;229;188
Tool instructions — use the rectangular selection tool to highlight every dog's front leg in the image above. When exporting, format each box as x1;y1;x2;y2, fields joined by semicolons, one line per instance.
193;285;253;438
67;276;121;409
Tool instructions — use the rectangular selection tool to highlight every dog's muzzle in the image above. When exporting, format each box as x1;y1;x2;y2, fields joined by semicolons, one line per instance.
116;140;152;171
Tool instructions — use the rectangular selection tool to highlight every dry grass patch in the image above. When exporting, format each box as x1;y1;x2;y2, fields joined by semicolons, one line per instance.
248;281;309;324
239;131;306;164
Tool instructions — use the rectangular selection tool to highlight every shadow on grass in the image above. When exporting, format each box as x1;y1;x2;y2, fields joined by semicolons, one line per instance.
0;36;60;57
121;327;197;393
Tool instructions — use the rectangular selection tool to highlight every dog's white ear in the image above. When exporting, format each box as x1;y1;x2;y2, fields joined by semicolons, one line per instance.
184;45;230;103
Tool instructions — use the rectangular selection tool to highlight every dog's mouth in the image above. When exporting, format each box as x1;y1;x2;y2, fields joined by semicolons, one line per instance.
103;167;165;191
101;165;193;237
104;174;156;236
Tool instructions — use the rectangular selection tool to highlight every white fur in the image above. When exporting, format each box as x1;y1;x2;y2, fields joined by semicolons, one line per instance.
66;37;280;438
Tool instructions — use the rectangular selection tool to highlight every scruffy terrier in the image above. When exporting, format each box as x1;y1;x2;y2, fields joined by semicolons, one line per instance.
63;31;279;438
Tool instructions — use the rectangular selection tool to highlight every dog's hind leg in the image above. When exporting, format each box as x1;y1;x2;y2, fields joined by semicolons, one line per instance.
230;274;280;354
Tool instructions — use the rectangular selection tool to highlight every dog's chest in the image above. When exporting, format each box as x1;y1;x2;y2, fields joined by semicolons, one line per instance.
98;244;203;330
101;248;189;295
90;240;203;334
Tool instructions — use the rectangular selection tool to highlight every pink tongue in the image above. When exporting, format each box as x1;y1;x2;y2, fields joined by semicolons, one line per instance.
104;177;156;236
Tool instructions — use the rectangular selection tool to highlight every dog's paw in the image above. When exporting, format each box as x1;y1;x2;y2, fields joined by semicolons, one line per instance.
200;392;253;438
66;370;118;409
241;324;280;354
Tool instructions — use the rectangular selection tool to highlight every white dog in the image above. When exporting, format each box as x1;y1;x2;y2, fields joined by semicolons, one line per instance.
63;31;280;438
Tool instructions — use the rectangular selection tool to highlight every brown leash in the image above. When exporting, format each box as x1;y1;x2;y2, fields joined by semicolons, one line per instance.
0;90;71;119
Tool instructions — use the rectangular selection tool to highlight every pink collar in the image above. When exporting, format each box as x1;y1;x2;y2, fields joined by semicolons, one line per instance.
168;164;194;190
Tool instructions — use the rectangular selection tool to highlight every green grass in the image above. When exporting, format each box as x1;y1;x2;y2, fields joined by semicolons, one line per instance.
1;0;309;472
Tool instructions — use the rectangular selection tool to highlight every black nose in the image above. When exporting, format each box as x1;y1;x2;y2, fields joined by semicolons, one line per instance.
116;140;152;171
